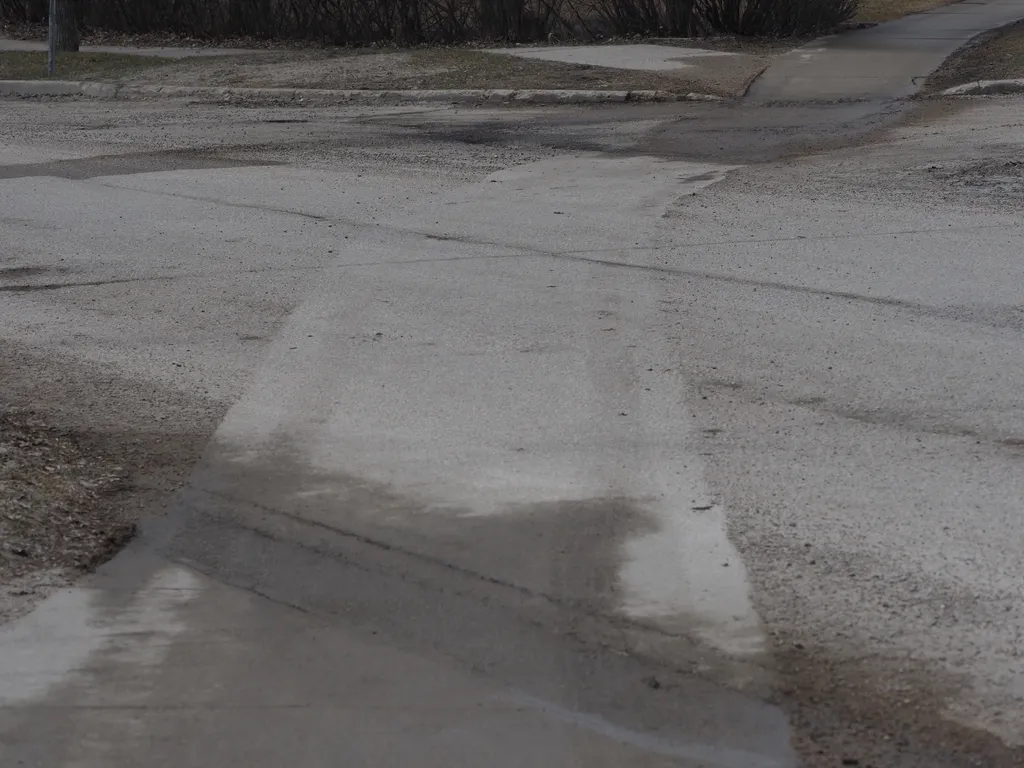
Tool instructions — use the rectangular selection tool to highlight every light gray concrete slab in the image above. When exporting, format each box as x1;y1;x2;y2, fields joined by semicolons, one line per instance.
487;43;736;71
748;0;1024;102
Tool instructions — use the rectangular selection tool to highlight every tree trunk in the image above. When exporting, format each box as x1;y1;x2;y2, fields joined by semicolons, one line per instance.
54;0;79;52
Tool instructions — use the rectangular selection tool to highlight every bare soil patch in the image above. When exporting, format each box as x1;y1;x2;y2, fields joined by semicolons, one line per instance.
0;410;134;620
0;340;225;624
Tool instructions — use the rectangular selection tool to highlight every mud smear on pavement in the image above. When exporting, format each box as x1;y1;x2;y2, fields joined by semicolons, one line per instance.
0;148;278;181
0;275;182;293
0;411;135;622
917;157;1024;205
414;121;613;156
391;100;917;166
642;102;911;164
775;639;1024;768
0;265;64;279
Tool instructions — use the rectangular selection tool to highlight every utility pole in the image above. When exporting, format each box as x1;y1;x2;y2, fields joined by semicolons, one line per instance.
47;0;56;75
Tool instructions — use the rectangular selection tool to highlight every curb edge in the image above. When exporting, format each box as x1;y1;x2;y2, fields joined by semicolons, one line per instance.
0;80;726;106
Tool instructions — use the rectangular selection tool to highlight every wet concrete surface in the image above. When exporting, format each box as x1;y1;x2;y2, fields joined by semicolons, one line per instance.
381;100;918;165
0;96;1023;767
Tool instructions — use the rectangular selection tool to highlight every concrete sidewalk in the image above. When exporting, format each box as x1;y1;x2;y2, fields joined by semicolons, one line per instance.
748;0;1024;102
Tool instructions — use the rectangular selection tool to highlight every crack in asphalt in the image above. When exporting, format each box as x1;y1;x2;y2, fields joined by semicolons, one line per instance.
6;188;1022;334
0;276;180;292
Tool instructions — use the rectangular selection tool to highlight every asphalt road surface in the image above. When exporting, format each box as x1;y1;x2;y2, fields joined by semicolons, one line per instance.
1;96;1023;768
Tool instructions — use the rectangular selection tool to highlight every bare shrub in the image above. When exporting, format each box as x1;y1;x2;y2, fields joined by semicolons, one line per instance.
1;0;858;43
698;0;856;37
590;0;700;37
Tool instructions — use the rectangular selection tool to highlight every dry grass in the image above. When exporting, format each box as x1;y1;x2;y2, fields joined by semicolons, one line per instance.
925;19;1024;92
0;50;174;80
123;47;773;97
856;0;959;23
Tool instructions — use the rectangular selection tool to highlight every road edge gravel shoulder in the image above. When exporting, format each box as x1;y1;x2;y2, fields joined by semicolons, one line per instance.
0;80;725;105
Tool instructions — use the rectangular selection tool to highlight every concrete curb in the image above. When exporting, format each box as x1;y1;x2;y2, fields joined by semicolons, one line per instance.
939;78;1024;97
0;80;724;105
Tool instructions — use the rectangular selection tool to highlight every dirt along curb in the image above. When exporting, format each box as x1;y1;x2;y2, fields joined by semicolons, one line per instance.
0;409;136;625
922;18;1024;97
938;78;1024;96
0;79;725;105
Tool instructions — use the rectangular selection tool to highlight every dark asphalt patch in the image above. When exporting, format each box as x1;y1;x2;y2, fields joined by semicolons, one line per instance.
0;150;278;180
0;266;57;278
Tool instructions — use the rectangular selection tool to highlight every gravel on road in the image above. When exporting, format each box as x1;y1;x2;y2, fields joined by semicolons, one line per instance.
2;93;1023;768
